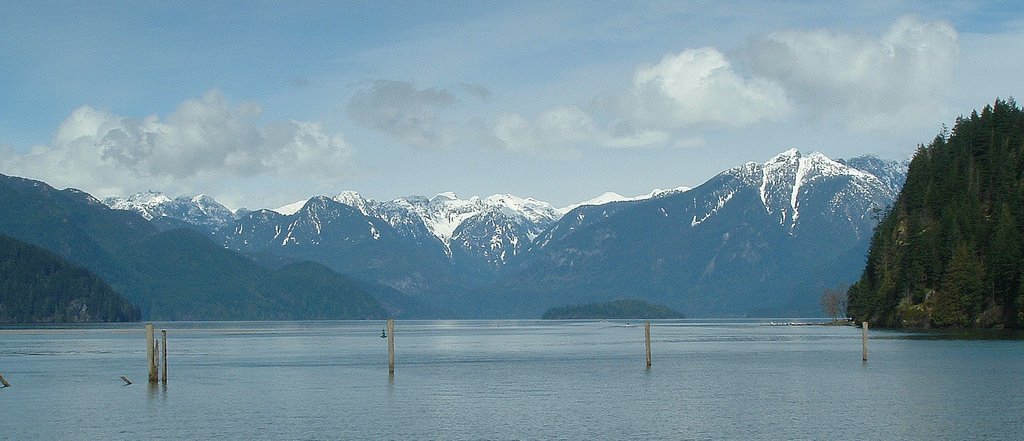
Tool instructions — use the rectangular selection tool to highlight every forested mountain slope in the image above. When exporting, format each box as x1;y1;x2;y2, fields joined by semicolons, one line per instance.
848;99;1024;328
0;234;139;323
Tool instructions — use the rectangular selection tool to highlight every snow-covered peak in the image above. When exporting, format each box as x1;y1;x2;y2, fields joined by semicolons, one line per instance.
770;147;801;161
558;187;691;214
273;191;375;216
273;200;307;216
842;155;909;195
333;190;365;203
103;191;172;220
482;194;560;224
754;149;894;229
103;191;236;228
380;192;559;244
333;191;375;216
433;192;458;201
646;186;691;199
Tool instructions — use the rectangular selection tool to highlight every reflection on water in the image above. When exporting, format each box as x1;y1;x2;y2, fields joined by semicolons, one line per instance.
892;328;1024;340
1;320;1022;440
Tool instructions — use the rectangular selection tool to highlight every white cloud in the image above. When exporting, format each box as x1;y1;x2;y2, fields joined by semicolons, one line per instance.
488;105;672;155
626;47;792;129
346;80;458;149
490;106;594;155
487;47;784;154
486;16;961;156
0;90;352;200
738;15;959;130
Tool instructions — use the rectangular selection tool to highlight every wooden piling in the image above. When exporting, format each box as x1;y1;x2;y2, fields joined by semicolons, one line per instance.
645;321;652;368
161;329;167;384
387;319;395;374
154;340;160;382
146;323;157;383
0;372;10;387
862;321;868;361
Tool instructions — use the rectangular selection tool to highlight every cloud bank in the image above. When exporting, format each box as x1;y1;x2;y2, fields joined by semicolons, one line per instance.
0;90;351;201
346;80;459;149
738;15;959;130
488;15;958;154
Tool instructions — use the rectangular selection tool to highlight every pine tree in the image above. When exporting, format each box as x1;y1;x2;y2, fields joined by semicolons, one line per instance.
848;99;1024;328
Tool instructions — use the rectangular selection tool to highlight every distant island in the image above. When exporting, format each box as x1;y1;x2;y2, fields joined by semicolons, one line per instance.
541;299;684;319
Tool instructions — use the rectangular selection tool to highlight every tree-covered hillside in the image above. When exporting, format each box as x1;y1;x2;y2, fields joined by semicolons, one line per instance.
0;234;139;323
848;99;1024;328
0;173;419;321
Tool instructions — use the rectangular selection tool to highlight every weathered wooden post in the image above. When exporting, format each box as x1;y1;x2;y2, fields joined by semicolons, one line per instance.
387;319;395;374
161;329;168;384
862;321;868;361
153;340;160;382
0;372;10;387
645;321;652;368
146;323;157;383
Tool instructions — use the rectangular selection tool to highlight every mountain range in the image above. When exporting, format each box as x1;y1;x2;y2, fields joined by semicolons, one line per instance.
0;173;436;321
97;148;906;318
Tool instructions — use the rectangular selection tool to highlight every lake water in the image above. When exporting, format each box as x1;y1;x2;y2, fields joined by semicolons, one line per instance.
2;320;1022;440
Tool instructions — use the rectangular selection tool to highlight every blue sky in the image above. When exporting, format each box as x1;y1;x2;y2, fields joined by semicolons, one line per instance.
1;1;1022;209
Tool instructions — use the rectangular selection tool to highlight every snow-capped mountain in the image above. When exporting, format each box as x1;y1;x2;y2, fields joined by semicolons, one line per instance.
489;149;907;318
226;196;456;296
101;148;906;317
385;193;559;266
269;191;561;276
841;155;910;197
742;148;899;235
103;192;237;234
557;186;690;214
279;192;559;244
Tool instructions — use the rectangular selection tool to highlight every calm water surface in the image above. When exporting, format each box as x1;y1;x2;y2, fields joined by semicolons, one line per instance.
2;320;1022;440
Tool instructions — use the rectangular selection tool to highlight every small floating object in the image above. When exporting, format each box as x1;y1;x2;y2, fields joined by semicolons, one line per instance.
120;376;132;385
380;329;387;338
0;372;10;388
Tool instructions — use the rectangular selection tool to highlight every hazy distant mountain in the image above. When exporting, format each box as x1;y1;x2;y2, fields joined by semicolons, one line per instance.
94;148;905;318
224;195;459;298
557;187;690;215
103;191;237;235
0;173;157;284
0;173;416;320
268;191;561;278
478;149;906;318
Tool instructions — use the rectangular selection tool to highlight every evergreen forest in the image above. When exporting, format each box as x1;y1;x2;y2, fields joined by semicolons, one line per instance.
848;99;1024;328
0;234;139;323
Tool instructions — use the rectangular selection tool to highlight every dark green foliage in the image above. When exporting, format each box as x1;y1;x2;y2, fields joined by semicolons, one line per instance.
0;174;397;321
115;228;268;320
848;99;1024;328
541;299;684;319
257;261;388;320
0;234;139;323
0;175;156;285
110;229;395;320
